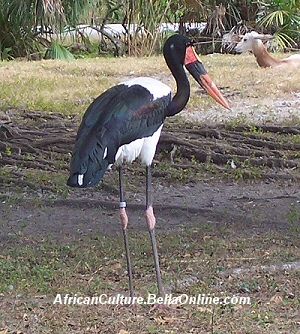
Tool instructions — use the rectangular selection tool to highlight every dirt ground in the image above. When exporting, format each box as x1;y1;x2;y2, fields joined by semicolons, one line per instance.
1;97;300;333
2;177;300;244
1;95;300;242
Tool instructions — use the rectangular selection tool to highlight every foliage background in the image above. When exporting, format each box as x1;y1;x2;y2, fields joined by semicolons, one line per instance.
0;0;299;59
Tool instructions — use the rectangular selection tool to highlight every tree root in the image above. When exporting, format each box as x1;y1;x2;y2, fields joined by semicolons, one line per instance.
1;108;300;193
158;122;300;173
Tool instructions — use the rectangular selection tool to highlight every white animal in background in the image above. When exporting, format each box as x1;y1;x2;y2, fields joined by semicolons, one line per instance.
235;31;300;68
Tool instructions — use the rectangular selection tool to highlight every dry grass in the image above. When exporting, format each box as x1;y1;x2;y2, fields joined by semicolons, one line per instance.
0;57;166;115
1;52;300;333
1;52;299;123
1;222;300;333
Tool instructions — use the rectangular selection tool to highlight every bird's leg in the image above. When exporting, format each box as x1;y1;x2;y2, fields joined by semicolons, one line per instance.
118;165;134;298
145;165;164;297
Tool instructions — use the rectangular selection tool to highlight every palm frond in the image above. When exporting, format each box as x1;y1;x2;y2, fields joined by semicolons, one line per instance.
258;10;287;27
44;40;75;59
274;31;296;48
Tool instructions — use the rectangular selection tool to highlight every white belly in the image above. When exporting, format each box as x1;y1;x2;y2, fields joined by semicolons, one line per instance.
115;124;163;166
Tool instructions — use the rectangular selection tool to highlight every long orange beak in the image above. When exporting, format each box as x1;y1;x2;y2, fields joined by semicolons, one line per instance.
184;46;230;110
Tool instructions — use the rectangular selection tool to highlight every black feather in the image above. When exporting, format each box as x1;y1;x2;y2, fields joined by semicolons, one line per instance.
67;83;171;188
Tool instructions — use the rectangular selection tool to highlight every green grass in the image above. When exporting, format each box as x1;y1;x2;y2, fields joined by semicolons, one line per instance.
1;226;300;333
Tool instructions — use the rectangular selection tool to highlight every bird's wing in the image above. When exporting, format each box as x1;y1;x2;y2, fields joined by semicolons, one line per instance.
75;85;123;139
68;83;171;187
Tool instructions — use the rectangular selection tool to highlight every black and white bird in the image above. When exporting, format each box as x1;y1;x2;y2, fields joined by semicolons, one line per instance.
67;34;230;298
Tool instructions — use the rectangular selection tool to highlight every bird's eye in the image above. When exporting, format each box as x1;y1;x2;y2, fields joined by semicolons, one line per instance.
243;37;248;42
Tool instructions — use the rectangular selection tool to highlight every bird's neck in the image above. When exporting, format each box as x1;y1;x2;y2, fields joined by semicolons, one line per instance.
166;62;190;117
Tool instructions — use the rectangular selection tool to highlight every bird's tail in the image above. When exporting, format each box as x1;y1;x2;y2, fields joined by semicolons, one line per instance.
67;132;110;188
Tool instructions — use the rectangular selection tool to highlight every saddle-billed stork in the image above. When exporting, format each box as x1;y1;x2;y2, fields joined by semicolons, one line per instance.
67;34;230;298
